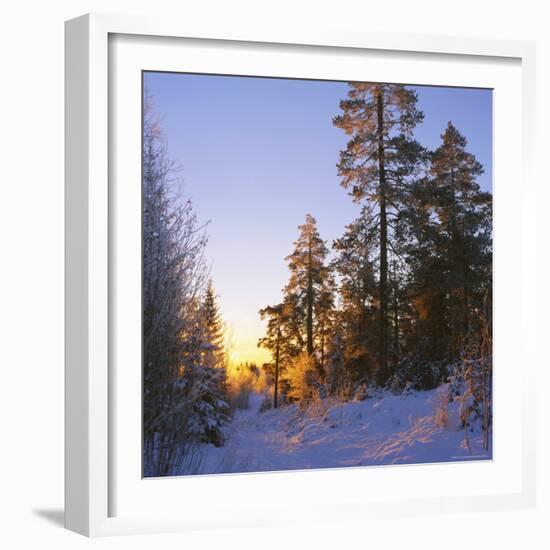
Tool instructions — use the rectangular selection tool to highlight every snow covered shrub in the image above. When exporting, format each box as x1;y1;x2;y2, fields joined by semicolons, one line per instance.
186;364;230;448
434;384;450;428
353;383;369;401
142;94;232;474
286;352;318;405
458;353;492;447
388;354;449;393
326;332;346;396
447;309;492;450
447;361;466;399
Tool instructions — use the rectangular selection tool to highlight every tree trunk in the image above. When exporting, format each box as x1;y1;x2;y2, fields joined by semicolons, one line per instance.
274;326;281;409
376;86;389;385
393;280;399;370
320;320;325;371
306;236;314;356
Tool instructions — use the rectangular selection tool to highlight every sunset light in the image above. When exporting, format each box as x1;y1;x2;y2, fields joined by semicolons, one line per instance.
143;72;493;478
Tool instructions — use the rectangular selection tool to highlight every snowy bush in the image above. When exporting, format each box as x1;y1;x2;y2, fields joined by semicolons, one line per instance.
388;354;449;393
434;384;450;428
286;352;318;405
353;383;369;401
188;366;230;447
326;332;346;396
142;94;231;475
446;319;492;450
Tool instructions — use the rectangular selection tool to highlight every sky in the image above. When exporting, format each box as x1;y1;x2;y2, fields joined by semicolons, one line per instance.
144;72;492;366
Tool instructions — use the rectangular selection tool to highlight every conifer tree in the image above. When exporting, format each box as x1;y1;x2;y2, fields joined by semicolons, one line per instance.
142;94;213;474
332;207;378;383
258;303;285;408
326;331;346;397
259;215;333;404
203;280;225;369
142;92;230;473
284;214;331;359
429;122;492;356
315;286;335;379
333;83;425;384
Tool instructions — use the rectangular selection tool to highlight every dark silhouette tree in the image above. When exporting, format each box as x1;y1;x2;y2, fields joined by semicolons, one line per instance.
429;122;492;356
334;83;424;384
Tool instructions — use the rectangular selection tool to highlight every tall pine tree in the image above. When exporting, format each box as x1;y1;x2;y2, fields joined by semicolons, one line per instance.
334;83;425;384
429;122;492;356
284;214;332;362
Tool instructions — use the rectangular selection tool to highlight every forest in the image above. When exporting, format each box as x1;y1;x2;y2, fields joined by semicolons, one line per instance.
143;82;493;477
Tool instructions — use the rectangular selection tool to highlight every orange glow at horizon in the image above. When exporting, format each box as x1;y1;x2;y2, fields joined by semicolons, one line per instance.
221;311;273;368
227;331;272;367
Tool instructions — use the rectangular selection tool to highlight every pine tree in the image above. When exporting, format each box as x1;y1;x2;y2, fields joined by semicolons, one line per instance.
334;83;425;385
395;174;450;362
258;303;285;408
315;286;335;379
284;214;331;361
203;280;225;369
194;281;230;446
429;122;492;357
259;215;333;405
332;207;378;384
326;331;346;397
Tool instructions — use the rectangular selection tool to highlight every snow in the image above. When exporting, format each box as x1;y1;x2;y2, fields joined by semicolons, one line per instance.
184;386;492;475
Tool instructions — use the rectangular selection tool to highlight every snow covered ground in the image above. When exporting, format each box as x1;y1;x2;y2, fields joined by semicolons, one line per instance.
187;387;492;475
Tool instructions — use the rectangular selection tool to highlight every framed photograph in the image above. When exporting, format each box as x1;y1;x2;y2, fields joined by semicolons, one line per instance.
65;13;537;536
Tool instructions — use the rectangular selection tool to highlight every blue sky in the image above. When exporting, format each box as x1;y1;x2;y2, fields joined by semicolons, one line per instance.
144;72;492;365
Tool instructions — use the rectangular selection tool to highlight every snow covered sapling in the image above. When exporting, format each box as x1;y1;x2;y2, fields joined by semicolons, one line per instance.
434;384;450;428
286;352;318;405
326;332;346;396
449;302;492;450
188;362;230;447
353;383;369;401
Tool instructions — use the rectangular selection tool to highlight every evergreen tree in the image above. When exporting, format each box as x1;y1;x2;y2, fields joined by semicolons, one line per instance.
332;207;378;384
194;281;230;446
259;215;333;404
203;280;226;369
142;94;212;475
429;122;492;355
258;303;285;408
284;214;331;361
314;286;335;379
334;83;425;384
326;331;346;397
142;93;229;473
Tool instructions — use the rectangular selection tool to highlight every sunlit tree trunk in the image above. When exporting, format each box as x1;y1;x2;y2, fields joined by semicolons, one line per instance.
306;236;314;356
274;326;281;409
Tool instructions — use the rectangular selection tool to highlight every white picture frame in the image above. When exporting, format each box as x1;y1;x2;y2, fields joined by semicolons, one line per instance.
65;13;537;537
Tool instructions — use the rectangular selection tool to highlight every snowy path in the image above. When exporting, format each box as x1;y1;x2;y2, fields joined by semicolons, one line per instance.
196;389;491;475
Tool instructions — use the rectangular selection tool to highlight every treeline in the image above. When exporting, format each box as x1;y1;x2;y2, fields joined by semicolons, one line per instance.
259;83;492;411
142;95;230;477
